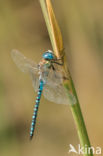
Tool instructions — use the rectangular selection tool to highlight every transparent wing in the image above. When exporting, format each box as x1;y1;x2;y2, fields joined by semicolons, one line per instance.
11;49;38;73
43;63;76;105
43;83;76;105
45;64;64;86
30;68;39;92
11;49;39;91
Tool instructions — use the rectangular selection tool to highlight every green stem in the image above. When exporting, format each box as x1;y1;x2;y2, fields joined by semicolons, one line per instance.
39;0;93;155
64;78;93;156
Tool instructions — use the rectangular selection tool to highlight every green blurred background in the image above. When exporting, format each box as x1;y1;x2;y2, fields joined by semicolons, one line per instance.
0;0;103;156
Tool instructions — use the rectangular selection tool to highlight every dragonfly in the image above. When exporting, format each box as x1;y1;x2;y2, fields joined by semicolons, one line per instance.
11;49;76;139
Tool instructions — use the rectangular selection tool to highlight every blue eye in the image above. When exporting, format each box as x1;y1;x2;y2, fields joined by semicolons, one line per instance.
42;50;55;60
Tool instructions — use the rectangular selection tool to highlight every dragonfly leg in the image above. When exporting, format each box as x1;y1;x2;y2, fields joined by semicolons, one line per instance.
51;61;64;66
51;49;65;66
51;64;56;70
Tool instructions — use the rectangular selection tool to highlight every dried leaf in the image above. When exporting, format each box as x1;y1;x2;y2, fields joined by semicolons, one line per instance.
46;0;63;58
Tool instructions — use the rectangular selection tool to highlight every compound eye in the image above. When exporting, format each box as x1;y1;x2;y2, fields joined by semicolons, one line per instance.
42;51;55;60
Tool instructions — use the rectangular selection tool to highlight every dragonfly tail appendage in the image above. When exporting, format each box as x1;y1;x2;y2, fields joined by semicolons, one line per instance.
30;80;44;140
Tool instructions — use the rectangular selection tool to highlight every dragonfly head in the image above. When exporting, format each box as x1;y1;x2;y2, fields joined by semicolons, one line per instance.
42;50;56;60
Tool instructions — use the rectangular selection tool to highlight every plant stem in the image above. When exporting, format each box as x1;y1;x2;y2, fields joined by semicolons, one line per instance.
70;79;93;155
39;0;93;155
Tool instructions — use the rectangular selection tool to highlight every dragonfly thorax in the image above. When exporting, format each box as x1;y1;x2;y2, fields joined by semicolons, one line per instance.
39;59;51;69
44;61;51;68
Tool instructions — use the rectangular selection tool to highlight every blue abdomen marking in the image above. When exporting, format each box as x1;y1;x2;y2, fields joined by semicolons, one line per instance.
30;80;44;139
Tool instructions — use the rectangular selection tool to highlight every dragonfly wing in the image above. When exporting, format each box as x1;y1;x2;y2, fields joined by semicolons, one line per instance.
11;49;38;73
30;68;39;92
43;65;76;105
11;49;39;91
45;67;63;86
43;83;76;105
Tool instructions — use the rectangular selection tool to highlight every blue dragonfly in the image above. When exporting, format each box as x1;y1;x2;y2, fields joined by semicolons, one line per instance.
11;49;76;139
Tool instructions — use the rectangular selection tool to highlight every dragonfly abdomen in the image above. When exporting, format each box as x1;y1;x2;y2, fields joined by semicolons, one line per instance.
30;79;44;139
